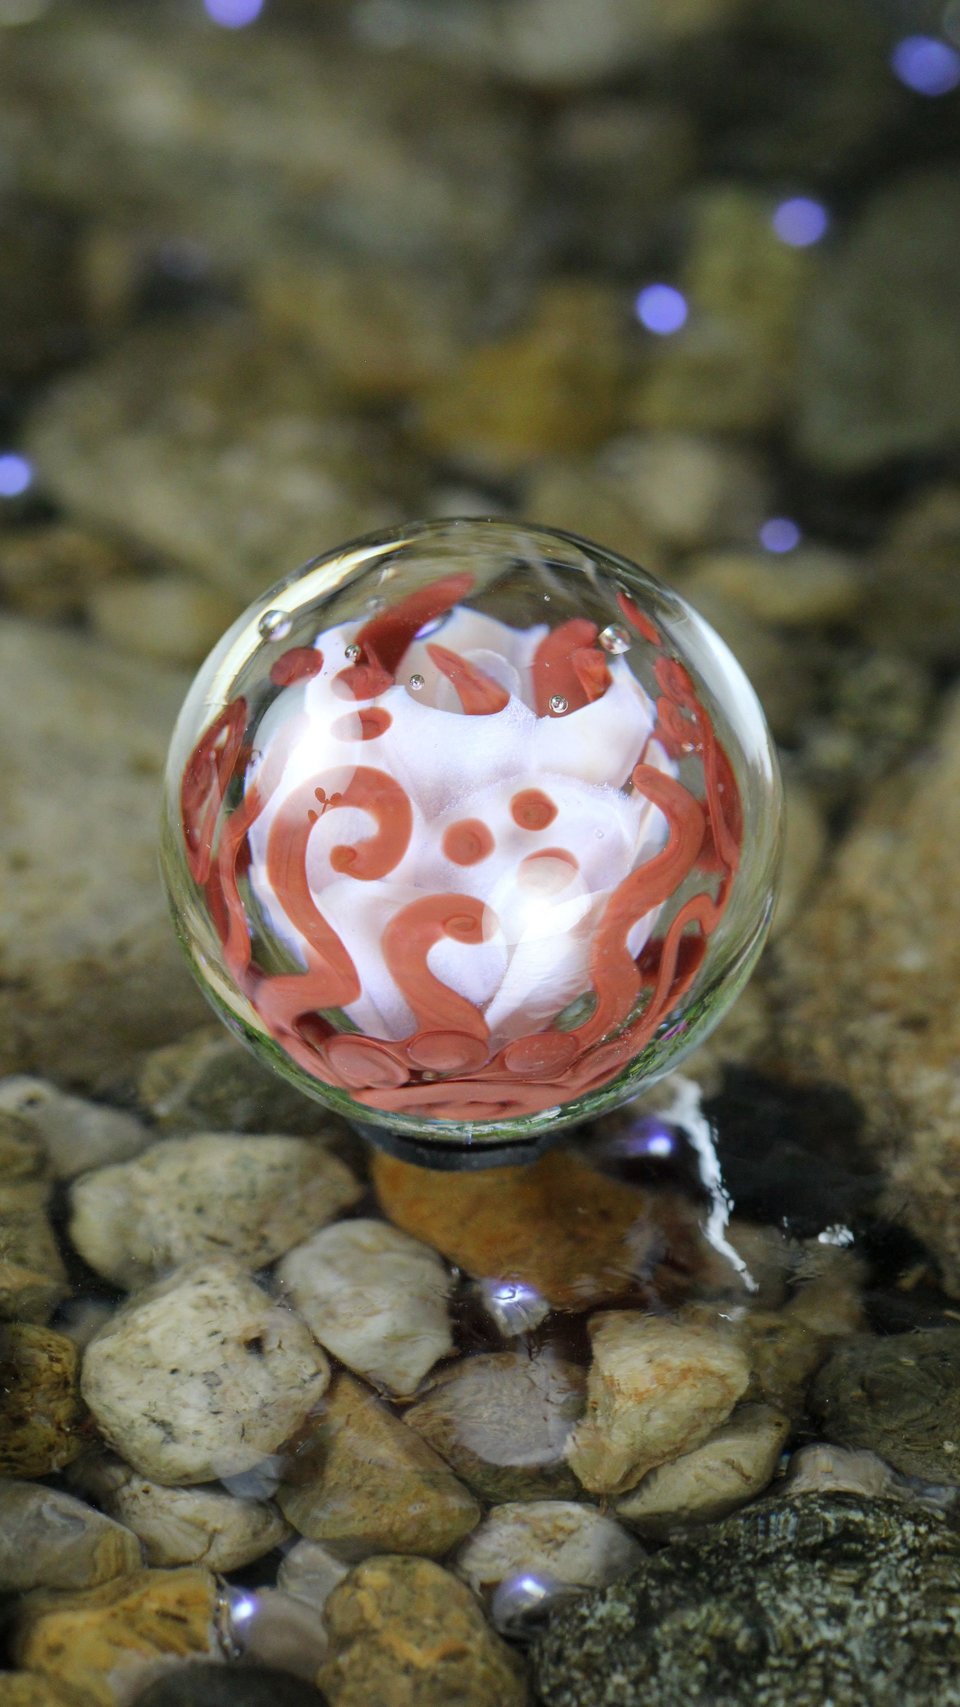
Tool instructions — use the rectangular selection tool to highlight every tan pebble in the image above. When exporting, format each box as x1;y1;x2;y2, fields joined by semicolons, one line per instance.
87;575;241;669
276;1538;351;1612
616;1402;790;1536
454;1500;642;1596
0;1078;149;1181
0;1674;100;1705
231;1587;328;1679
70;1452;288;1571
783;1442;899;1501
0;1180;68;1324
0;1479;142;1593
0;1325;87;1478
683;545;861;629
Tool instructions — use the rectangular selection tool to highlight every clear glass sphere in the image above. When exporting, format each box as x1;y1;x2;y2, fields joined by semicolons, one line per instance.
161;519;782;1153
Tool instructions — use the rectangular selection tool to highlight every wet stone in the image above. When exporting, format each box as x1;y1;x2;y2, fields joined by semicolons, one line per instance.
533;1496;960;1707
0;524;128;624
0;1180;68;1325
133;1666;326;1707
682;545;862;630
69;1453;289;1572
136;1028;323;1138
811;1328;960;1485
276;1539;350;1614
0;1324;87;1478
228;1590;329;1682
566;1312;751;1496
69;1134;362;1290
865;485;960;665
0;1678;92;1706
615;1403;789;1537
80;1261;330;1485
276;1372;480;1558
277;1218;453;1398
87;575;240;670
0;1078;150;1181
782;1442;901;1502
0;1479;142;1593
405;1350;586;1504
454;1500;643;1598
12;1568;223;1707
319;1555;527;1707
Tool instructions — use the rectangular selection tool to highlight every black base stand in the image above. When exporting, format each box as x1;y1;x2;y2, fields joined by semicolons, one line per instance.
354;1120;563;1172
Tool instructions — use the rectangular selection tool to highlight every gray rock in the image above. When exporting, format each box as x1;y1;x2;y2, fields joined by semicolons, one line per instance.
0;1479;142;1592
69;1133;362;1289
534;1496;960;1706
796;170;960;470
0;619;207;1087
228;1589;329;1682
277;1538;351;1613
0;1077;150;1179
454;1500;642;1597
81;1261;330;1484
136;1028;322;1138
811;1330;960;1486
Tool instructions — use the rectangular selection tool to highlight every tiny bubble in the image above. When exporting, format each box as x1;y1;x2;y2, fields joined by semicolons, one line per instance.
549;694;568;714
598;623;631;655
409;673;425;691
258;609;292;640
344;643;361;663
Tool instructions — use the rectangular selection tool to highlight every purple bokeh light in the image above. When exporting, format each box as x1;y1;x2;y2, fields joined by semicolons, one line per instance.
891;34;960;95
772;196;829;247
759;516;801;553
203;0;264;27
635;283;689;336
0;453;33;498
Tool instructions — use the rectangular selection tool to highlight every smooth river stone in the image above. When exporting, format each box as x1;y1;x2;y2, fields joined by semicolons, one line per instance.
277;1218;453;1397
0;1479;142;1592
12;1568;223;1707
0;1324;87;1478
71;1452;289;1571
566;1312;751;1496
319;1555;528;1707
615;1403;790;1536
277;1372;480;1558
69;1133;361;1289
0;1076;150;1179
81;1261;330;1485
454;1500;643;1597
405;1350;586;1503
372;1147;713;1310
277;1538;351;1612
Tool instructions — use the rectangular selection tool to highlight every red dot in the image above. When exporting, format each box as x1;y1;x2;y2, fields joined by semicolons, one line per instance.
269;647;324;687
502;1032;578;1076
442;819;495;866
324;1035;410;1090
406;1031;490;1073
510;789;558;831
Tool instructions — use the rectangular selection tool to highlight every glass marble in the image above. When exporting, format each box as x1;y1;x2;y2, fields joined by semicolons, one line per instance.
161;520;782;1153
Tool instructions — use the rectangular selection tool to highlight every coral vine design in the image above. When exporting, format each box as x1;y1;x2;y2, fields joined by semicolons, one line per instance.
180;574;742;1123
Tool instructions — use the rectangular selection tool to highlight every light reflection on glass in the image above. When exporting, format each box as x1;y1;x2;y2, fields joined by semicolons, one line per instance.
203;0;265;28
759;517;801;554
891;34;960;96
0;453;33;498
772;196;829;247
634;283;689;336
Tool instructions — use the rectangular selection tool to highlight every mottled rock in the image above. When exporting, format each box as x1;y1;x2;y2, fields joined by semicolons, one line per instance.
87;576;240;669
277;1372;479;1557
0;1180;68;1324
778;690;960;1293
277;1538;350;1612
134;1667;325;1707
373;1148;714;1311
0;1479;142;1592
615;1404;789;1536
69;1134;361;1289
811;1329;960;1485
683;546;861;629
0;620;207;1086
631;186;811;434
405;1351;585;1503
0;1678;92;1707
278;1219;452;1398
319;1555;527;1707
0;525;127;623
567;1313;751;1495
136;1028;319;1138
13;1569;223;1707
81;1262;330;1484
797;170;960;471
0;1079;150;1180
735;1311;828;1418
0;1110;49;1182
70;1453;288;1571
0;1324;87;1477
455;1501;642;1597
415;282;624;474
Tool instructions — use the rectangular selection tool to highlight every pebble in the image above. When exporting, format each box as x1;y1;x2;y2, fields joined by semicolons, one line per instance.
228;1590;329;1681
319;1555;528;1707
683;545;862;629
615;1403;789;1536
566;1312;751;1495
783;1442;900;1502
596;433;771;553
533;1496;960;1707
810;1328;960;1485
0;619;207;1086
866;485;960;664
81;1261;330;1485
0;1109;48;1182
0;1324;87;1478
277;1538;351;1613
0;1180;68;1325
278;1219;452;1397
12;1568;223;1707
770;779;827;942
70;1453;289;1572
0;525;128;624
372;1148;714;1311
136;1028;322;1138
734;1311;828;1419
133;1666;327;1707
454;1500;642;1598
277;1372;480;1558
405;1350;585;1503
415;281;625;474
69;1134;362;1290
0;1678;90;1707
0;1078;150;1180
0;1480;142;1593
87;575;241;669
